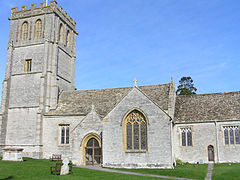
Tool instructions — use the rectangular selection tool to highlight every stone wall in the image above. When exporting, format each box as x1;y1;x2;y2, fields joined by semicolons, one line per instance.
102;87;173;169
42;115;84;159
174;120;240;164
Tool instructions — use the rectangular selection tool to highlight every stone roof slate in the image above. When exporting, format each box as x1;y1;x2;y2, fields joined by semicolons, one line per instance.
174;91;240;122
46;84;171;118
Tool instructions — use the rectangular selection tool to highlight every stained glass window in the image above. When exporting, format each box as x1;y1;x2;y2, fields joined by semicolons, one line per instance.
125;110;147;151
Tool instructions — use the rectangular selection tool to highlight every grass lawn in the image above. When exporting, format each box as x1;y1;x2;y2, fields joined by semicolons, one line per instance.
212;163;240;180
116;163;208;180
0;158;169;180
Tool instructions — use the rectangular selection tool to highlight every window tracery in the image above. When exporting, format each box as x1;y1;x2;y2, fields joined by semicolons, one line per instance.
124;110;147;151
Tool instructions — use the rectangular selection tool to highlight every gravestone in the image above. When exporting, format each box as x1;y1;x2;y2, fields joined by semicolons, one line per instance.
60;158;69;175
2;148;23;161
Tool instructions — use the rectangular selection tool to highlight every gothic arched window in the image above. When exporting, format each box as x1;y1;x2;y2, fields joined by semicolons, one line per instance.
124;110;147;151
34;19;42;39
21;21;28;40
59;24;64;43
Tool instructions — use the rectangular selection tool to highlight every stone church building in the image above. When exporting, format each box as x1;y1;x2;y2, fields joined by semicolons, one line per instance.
0;1;239;168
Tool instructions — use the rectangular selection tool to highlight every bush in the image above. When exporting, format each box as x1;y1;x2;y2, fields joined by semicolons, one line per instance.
176;159;184;166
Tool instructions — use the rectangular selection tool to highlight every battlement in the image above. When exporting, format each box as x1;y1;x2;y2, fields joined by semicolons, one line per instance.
11;0;76;27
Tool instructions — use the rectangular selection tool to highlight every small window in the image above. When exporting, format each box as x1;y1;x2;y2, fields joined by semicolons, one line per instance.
180;127;192;147
24;59;32;72
223;126;240;145
59;125;70;145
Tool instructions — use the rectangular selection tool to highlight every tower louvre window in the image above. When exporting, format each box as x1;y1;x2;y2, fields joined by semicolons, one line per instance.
66;30;70;47
21;21;28;40
24;59;32;72
34;19;42;39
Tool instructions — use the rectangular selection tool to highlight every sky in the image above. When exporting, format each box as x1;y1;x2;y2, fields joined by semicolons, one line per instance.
0;0;239;96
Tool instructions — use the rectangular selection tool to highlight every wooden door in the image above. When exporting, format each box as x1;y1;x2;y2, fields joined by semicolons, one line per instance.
85;138;101;165
208;145;214;161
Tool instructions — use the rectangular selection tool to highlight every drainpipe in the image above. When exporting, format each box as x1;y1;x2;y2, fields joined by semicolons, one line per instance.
214;121;220;163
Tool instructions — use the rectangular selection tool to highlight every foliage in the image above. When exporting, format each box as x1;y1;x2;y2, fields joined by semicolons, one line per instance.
213;163;240;180
176;76;197;95
176;159;184;166
118;163;208;180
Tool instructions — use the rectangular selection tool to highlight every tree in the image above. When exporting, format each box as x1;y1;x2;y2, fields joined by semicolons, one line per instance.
176;76;197;95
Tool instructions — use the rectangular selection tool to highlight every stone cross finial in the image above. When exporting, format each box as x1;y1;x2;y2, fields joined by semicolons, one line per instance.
133;78;138;87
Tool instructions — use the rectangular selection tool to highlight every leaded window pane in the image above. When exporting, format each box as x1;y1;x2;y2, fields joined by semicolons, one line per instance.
230;128;234;144
133;123;139;150
235;128;240;144
224;128;229;145
126;123;132;150
187;131;192;146
141;122;147;150
87;138;94;147
66;127;69;144
182;131;186;146
61;127;65;144
94;138;99;147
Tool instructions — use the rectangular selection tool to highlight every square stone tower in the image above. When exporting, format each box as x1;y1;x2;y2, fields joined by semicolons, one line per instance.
0;1;77;158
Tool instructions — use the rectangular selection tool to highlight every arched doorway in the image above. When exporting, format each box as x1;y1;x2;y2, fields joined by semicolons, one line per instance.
208;145;214;161
82;134;102;166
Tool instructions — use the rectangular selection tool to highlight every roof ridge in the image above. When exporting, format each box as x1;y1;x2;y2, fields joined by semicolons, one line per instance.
61;83;170;94
177;91;240;98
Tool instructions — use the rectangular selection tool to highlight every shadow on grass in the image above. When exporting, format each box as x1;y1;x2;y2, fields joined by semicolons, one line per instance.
0;176;14;180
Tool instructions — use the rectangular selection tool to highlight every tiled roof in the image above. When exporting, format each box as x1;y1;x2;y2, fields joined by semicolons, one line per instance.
46;84;171;118
174;91;240;122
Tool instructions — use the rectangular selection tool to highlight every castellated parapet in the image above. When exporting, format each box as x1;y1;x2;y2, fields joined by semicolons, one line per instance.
11;1;76;30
